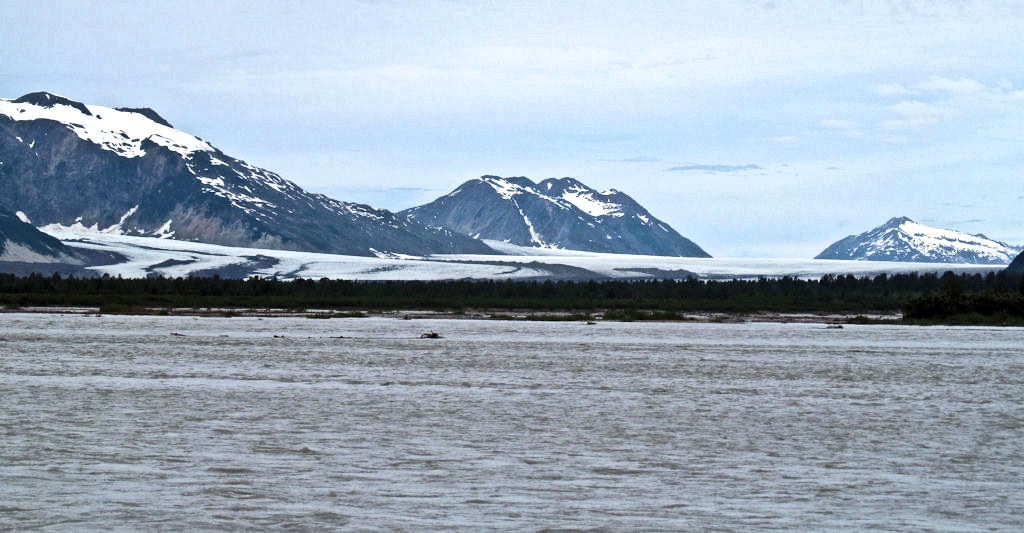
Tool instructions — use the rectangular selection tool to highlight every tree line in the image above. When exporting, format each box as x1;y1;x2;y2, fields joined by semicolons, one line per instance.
0;270;1020;321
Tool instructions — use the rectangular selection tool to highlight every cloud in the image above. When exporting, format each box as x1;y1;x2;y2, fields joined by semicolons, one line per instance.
766;136;800;143
876;77;986;97
571;133;639;144
871;78;1024;136
945;218;984;226
599;156;660;163
666;164;761;173
879;100;945;130
820;119;856;129
916;76;985;95
875;83;910;96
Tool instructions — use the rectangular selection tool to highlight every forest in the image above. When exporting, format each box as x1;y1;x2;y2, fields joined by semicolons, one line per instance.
0;269;1021;324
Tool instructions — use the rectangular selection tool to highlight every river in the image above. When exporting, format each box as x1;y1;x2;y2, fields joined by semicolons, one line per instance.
1;313;1021;530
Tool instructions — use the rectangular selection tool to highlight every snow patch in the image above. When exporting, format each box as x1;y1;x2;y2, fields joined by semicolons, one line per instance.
344;204;384;221
483;177;526;200
0;97;213;158
100;205;139;235
41;221;102;234
841;218;1023;263
153;220;174;239
196;176;225;188
560;189;623;217
15;211;31;224
191;168;277;212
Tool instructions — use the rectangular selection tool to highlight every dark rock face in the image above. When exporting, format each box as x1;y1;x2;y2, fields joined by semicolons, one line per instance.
0;92;491;257
14;92;92;115
815;216;1022;264
115;107;173;128
0;206;78;262
402;175;710;257
1007;252;1024;275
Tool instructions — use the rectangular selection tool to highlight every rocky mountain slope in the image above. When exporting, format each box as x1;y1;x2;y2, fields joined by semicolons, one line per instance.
1007;251;1024;275
0;206;80;263
0;92;491;257
816;217;1022;264
401;175;710;257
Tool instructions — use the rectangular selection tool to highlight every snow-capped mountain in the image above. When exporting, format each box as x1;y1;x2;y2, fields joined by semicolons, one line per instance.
816;217;1022;264
0;206;80;264
401;176;710;257
0;92;491;257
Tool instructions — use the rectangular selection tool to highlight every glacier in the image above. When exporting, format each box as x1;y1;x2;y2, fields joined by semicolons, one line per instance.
44;229;1002;281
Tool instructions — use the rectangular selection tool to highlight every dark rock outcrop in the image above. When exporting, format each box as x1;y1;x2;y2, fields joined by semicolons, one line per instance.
1007;251;1024;275
0;205;79;263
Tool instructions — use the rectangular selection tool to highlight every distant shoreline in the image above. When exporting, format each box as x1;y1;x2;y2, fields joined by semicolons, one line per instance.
0;305;973;326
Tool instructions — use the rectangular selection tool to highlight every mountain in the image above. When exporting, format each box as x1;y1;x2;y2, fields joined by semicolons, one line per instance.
1007;252;1024;275
401;175;710;257
0;92;491;257
0;206;80;263
816;217;1022;264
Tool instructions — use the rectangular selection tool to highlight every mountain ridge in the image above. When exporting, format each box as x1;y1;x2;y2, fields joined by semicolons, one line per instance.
0;91;492;257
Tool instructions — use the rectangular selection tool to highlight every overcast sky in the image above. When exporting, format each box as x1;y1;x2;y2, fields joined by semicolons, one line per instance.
3;0;1022;257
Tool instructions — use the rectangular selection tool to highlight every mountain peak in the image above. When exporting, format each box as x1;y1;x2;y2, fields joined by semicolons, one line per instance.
13;91;92;116
538;177;587;193
883;216;914;227
402;175;711;257
479;175;535;188
115;107;173;128
1;91;213;159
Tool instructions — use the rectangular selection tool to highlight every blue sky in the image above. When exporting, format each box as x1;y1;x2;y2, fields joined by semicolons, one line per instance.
3;0;1022;257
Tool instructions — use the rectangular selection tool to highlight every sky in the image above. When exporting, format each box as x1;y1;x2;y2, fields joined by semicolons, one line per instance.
2;0;1022;257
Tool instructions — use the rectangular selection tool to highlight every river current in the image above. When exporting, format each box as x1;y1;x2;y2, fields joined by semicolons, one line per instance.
1;313;1021;530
